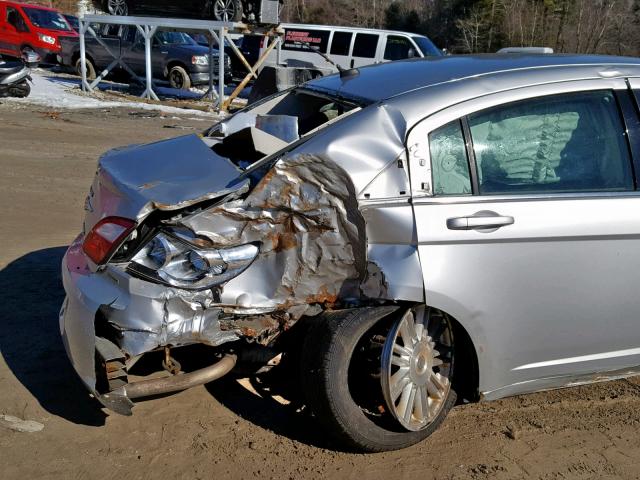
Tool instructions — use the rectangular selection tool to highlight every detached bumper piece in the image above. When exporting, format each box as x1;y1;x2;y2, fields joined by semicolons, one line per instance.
94;336;237;416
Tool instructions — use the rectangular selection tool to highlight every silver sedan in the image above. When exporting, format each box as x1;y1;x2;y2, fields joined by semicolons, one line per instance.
60;53;640;451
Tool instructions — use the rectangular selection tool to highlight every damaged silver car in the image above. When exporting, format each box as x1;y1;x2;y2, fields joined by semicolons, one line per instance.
61;54;640;452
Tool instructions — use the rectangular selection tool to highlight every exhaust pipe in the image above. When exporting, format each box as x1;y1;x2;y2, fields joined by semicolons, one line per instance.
124;353;237;399
99;354;237;415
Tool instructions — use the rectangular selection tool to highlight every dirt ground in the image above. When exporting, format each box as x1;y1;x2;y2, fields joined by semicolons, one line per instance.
2;101;640;480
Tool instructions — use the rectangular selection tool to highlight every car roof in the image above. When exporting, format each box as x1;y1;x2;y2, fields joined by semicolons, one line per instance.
0;1;59;11
280;23;431;39
305;54;640;104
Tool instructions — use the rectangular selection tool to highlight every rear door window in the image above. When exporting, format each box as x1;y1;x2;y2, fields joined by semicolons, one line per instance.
352;33;379;58
429;120;472;195
330;31;352;56
467;91;633;194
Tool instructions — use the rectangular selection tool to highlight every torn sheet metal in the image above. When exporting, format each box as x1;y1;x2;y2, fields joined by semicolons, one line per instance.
180;154;387;319
293;104;409;199
100;283;238;357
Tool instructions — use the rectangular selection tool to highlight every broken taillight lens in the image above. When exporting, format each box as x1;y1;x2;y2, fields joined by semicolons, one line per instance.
82;217;136;265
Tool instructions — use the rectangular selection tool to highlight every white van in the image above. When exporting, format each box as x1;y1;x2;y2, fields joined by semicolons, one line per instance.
262;23;442;75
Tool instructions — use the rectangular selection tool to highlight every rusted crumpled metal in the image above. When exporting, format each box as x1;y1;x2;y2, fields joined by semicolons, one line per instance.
179;154;387;320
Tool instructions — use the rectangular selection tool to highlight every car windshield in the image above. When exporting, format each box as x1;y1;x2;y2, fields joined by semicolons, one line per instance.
23;7;70;31
412;36;442;57
64;15;79;31
156;31;195;45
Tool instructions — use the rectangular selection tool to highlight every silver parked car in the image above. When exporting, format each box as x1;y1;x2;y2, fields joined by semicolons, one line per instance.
60;54;640;452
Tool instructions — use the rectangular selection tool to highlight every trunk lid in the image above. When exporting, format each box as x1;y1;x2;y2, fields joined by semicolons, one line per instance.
83;134;247;232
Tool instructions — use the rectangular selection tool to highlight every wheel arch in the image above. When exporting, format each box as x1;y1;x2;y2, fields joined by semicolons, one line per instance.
19;44;35;54
423;293;489;400
448;312;480;403
72;50;96;66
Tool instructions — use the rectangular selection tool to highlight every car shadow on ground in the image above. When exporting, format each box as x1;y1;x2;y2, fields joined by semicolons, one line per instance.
0;247;107;426
206;363;339;450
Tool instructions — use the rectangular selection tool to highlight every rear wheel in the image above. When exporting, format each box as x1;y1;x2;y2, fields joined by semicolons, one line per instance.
8;81;30;98
211;0;243;22
168;65;191;90
301;306;456;452
75;57;96;80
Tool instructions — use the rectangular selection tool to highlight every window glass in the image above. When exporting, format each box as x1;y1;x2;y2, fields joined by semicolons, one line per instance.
384;36;415;61
352;33;379;58
23;7;70;31
125;26;137;43
103;24;121;37
430;120;472;195
468;91;633;194
283;28;330;53
7;7;28;32
330;31;352;56
412;36;442;57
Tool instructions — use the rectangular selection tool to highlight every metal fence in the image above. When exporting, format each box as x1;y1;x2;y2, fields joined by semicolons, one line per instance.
78;14;282;111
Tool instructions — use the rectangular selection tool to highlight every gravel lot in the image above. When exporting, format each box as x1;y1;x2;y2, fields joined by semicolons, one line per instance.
2;101;640;479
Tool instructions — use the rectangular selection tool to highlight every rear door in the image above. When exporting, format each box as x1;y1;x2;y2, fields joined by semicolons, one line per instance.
91;24;123;70
350;32;380;68
407;79;640;398
121;26;145;76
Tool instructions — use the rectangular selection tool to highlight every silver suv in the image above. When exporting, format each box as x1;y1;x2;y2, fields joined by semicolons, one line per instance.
60;54;640;452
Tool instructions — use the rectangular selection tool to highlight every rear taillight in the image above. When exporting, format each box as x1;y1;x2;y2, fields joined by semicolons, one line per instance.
82;217;135;265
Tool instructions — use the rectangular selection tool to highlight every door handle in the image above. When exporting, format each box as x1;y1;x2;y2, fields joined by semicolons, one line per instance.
447;212;514;231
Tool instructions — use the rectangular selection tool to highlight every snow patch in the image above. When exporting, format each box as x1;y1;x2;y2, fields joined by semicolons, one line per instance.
4;71;218;118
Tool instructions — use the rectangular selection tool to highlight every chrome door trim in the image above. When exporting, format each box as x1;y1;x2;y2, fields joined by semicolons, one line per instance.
412;190;640;206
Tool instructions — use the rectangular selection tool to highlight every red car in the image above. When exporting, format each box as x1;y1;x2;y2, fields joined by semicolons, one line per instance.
0;1;77;62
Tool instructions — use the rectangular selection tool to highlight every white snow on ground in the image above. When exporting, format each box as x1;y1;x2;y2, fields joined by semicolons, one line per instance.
3;71;219;118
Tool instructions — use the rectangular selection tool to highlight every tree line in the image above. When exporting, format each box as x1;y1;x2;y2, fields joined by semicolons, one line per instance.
282;0;640;55
48;0;640;55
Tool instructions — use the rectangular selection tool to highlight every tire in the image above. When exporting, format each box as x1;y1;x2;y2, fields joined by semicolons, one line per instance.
104;0;129;16
75;57;97;80
211;0;243;22
168;65;191;90
301;307;457;452
8;81;30;98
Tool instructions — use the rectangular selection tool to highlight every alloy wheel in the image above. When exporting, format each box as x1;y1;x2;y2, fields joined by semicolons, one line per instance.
380;308;453;431
213;0;237;22
107;0;128;16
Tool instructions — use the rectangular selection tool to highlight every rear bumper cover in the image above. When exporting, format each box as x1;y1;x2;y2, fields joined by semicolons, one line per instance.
60;234;240;397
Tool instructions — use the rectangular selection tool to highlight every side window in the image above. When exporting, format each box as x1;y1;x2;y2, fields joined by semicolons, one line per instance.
384;35;415;61
352;33;379;58
468;91;633;194
103;24;122;37
330;31;352;56
7;7;28;32
430;120;472;195
125;27;137;44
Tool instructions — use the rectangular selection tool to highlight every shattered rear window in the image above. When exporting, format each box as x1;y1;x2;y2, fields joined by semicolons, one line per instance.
205;89;361;169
